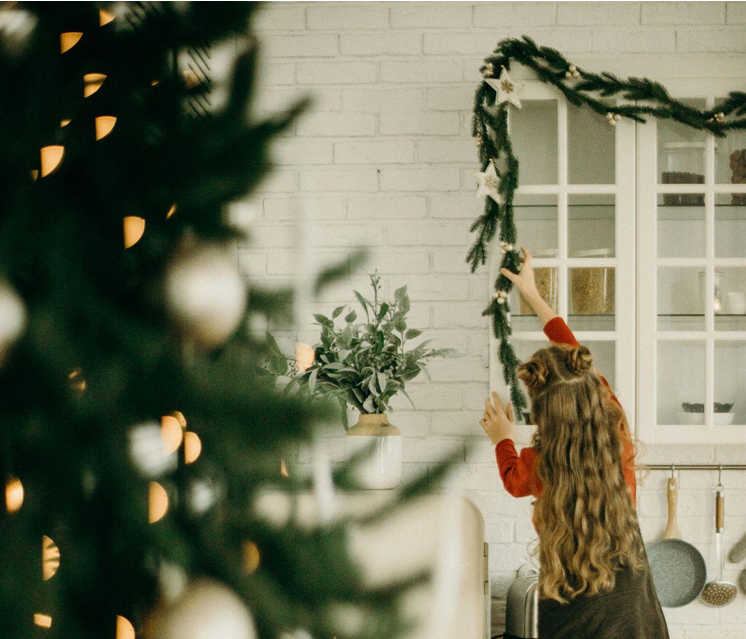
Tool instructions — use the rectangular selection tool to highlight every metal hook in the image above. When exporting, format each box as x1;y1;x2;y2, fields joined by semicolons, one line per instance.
670;463;675;478
717;463;724;489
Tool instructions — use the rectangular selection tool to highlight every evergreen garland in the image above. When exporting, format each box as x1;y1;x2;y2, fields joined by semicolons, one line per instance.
470;36;746;418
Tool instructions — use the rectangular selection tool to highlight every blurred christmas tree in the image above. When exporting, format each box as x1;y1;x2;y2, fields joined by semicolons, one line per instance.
0;4;442;639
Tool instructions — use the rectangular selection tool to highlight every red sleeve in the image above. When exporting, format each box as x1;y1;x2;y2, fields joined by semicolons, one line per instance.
543;316;579;347
495;439;540;498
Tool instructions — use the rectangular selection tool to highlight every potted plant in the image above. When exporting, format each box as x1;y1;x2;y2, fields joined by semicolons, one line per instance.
266;273;453;489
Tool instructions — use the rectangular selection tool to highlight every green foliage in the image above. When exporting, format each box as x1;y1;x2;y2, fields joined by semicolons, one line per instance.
0;5;450;639
275;274;454;423
469;35;746;418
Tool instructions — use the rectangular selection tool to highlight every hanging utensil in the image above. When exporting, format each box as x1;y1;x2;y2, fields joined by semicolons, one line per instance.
701;477;737;607
647;475;707;607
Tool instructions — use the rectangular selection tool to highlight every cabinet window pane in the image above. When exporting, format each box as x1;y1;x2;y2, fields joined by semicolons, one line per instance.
568;101;615;184
715;193;746;258
657;99;707;186
510;267;558;333
657;267;705;331
569;267;615;331
514;193;558;257
715;99;746;185
569;194;615;258
657;341;705;425
714;267;746;331
657;193;705;258
714;342;745;425
511;100;557;185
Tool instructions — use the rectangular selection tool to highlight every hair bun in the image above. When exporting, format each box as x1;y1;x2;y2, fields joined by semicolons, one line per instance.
566;345;593;376
518;359;549;389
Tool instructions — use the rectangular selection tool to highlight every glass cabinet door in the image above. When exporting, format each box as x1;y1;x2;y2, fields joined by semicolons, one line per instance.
638;81;746;443
489;83;636;443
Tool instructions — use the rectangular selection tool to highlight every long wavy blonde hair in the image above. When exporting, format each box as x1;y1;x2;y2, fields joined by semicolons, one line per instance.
517;343;646;603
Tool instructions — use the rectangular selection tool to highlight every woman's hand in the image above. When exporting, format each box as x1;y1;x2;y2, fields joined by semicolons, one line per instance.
500;246;537;298
480;391;515;445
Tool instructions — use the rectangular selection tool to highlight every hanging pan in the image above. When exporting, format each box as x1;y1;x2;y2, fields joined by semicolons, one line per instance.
646;476;707;607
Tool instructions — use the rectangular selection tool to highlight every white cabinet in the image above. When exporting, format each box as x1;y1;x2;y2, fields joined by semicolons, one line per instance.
489;78;746;445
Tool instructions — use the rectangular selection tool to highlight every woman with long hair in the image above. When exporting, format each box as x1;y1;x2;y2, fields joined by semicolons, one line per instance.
480;248;669;639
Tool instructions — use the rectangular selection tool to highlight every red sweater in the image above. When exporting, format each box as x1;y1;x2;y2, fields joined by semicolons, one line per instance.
495;318;637;513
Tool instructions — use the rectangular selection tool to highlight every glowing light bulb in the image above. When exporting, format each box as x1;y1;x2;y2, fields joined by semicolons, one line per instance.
34;614;52;629
95;116;117;140
116;615;135;639
5;477;24;513
149;482;168;524
42;536;60;581
123;216;145;248
183;69;200;89
84;73;107;98
60;32;82;54
99;9;116;26
60;119;71;127
184;432;202;464
40;146;64;177
166;204;177;219
172;410;187;428
242;541;261;575
160;415;183;454
280;459;289;478
68;368;87;393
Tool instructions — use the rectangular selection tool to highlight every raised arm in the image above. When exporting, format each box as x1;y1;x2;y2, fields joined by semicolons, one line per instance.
500;247;558;328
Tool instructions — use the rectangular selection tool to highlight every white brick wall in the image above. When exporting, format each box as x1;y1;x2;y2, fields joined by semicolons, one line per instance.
244;4;746;637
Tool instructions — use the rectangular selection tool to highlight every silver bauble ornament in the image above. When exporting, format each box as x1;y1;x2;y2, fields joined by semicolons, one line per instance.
165;244;247;349
0;280;27;361
129;422;177;478
145;578;257;639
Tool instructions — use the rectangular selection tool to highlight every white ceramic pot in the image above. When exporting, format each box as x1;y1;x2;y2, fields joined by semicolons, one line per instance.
345;414;402;490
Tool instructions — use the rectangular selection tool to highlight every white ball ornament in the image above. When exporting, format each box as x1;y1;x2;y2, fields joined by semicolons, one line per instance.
0;280;27;361
145;578;257;639
129;422;177;478
164;244;247;349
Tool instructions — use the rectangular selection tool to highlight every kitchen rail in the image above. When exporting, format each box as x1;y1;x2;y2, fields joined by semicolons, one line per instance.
645;464;746;471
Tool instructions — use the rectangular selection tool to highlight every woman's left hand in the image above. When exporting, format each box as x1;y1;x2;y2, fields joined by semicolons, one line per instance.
480;391;515;445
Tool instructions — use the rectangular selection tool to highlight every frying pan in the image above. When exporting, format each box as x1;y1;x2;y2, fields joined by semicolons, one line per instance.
646;476;707;607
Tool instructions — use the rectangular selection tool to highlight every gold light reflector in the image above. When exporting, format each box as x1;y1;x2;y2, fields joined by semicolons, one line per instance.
149;482;168;524
40;146;64;178
84;73;107;98
116;616;135;639
123;216;145;249
99;9;116;26
184;432;202;464
42;536;60;581
95;116;117;140
160;415;183;455
242;541;261;575
34;614;52;629
60;32;82;54
5;477;24;513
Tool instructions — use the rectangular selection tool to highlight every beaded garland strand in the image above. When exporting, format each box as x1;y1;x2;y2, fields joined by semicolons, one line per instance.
469;36;746;417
